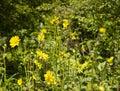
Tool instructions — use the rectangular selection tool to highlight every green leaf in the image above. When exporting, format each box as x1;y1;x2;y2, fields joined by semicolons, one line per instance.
97;62;106;71
96;56;103;60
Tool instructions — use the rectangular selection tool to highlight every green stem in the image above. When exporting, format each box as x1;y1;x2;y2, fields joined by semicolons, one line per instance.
3;55;6;91
3;45;6;91
18;85;22;91
61;69;64;91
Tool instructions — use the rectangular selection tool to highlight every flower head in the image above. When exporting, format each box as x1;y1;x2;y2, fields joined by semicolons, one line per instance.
37;34;44;41
41;29;47;34
81;45;85;52
42;53;48;60
36;50;48;60
107;56;114;63
50;17;59;24
9;36;20;48
17;78;22;85
78;61;88;72
63;19;69;28
34;60;42;69
99;28;106;33
81;61;88;69
44;70;56;85
71;32;76;40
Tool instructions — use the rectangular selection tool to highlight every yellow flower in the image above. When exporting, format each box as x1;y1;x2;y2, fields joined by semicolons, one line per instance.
34;60;38;64
34;60;42;69
42;53;48;60
81;45;85;52
9;36;20;48
41;29;47;34
36;50;42;57
78;61;88;72
37;34;44;41
81;61;88;69
38;63;42;69
50;17;59;24
63;19;69;28
44;70;56;85
98;86;104;91
60;51;69;58
107;56;114;63
36;50;48;60
99;28;106;33
17;78;22;85
71;32;76;40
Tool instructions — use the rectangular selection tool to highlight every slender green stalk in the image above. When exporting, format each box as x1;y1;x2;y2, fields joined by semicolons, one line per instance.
18;85;22;91
3;44;6;91
3;56;6;91
61;68;65;91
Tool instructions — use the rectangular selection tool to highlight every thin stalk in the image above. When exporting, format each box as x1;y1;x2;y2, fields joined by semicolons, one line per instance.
3;44;6;91
61;65;65;91
53;24;58;91
20;85;22;91
3;55;6;91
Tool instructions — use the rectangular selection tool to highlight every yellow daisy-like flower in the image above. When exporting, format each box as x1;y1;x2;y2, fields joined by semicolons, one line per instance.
44;70;56;85
41;29;47;34
50;17;59;24
63;19;69;28
34;60;42;69
81;61;88;69
36;50;42;57
99;28;106;33
42;53;48;60
107;56;114;63
9;36;20;48
17;78;22;85
36;50;48;60
71;32;76;40
78;61;88;72
81;45;85;52
37;34;44;41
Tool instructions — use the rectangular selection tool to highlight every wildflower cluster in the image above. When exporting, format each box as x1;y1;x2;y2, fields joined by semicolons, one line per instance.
2;0;119;91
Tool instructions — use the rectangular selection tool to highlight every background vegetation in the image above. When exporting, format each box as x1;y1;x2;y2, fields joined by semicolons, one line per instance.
0;0;120;91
